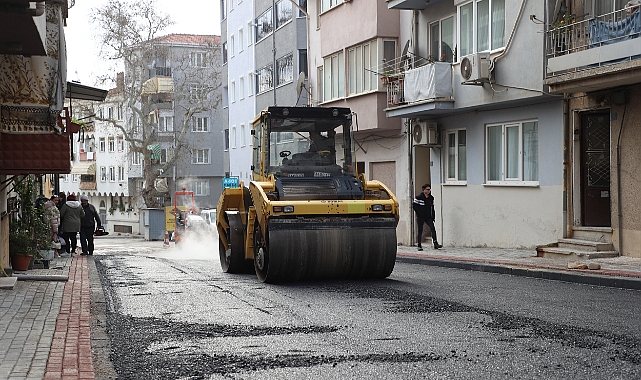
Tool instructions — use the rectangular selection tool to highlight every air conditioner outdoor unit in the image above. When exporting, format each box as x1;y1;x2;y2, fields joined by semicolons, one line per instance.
460;52;490;82
412;121;440;146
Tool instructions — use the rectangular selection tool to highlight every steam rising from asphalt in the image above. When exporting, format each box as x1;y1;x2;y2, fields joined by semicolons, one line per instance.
168;230;218;261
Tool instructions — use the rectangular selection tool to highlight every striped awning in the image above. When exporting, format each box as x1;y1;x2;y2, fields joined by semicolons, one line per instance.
70;162;96;175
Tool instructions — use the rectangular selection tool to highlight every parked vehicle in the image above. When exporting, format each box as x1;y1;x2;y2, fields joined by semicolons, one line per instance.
200;209;217;236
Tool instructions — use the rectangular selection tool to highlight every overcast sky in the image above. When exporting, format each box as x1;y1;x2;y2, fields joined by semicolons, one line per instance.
65;0;222;88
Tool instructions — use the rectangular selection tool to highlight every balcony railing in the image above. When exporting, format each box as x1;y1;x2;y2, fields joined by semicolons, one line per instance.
380;54;452;107
79;181;97;190
546;7;641;77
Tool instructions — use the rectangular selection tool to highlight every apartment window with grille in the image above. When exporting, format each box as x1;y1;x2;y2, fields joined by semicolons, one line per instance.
109;166;116;182
99;138;106;152
194;180;210;196
255;8;273;42
108;137;115;152
323;51;344;102
277;53;293;86
348;41;377;96
257;64;274;93
446;129;467;183
192;117;209;132
430;16;456;63
192;149;210;164
276;0;293;28
485;120;538;184
458;0;505;58
118;166;125;182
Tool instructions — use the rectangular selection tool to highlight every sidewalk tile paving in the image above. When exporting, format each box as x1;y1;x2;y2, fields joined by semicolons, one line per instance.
1;242;641;380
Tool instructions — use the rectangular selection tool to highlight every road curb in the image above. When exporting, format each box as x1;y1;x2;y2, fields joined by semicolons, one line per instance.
396;254;641;291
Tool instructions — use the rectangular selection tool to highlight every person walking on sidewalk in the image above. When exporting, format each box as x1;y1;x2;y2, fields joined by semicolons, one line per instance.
43;195;61;257
59;194;84;256
412;184;442;251
79;195;102;255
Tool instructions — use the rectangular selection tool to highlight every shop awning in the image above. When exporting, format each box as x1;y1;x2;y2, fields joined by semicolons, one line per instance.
70;162;96;175
141;77;174;95
66;82;108;101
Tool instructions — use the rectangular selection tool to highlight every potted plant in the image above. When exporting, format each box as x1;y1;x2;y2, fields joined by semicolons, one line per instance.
8;175;52;270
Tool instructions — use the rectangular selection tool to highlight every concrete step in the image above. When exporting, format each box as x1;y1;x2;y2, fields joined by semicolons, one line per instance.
572;227;613;243
536;246;619;260
558;238;614;252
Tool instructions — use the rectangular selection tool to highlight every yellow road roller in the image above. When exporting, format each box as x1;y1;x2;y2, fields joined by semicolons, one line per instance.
216;106;399;282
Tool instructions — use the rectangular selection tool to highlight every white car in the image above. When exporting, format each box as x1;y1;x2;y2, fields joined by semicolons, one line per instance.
200;209;217;236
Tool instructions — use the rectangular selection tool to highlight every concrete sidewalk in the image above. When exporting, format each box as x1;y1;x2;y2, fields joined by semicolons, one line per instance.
396;245;641;290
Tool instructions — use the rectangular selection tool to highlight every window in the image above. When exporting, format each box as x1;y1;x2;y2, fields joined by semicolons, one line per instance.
192;117;209;132
191;52;206;67
239;76;245;99
238;28;244;53
222;42;228;64
229;0;234;11
321;0;342;12
592;0;627;15
194;180;210;196
231;80;236;103
486;120;538;183
158;116;173;132
189;84;207;100
298;49;308;77
117;136;124;152
430;15;456;62
117;105;123;120
109;166;115;182
230;35;235;57
458;0;505;57
255;8;273;42
72;174;79;183
247;21;253;46
240;123;246;146
159;148;168;164
99;138;106;152
298;0;307;17
131;152;141;165
63;174;69;182
192;149;210;164
257;64;274;93
446;130;467;182
276;54;294;86
348;41;377;96
108;107;113;119
248;72;254;96
276;0;293;28
232;126;237;148
224;129;230;150
118;166;125;182
323;51;345;102
317;66;324;102
108;137;115;152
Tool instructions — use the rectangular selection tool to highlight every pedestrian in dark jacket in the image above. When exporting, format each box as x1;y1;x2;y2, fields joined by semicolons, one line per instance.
412;184;442;250
59;194;85;255
79;195;102;255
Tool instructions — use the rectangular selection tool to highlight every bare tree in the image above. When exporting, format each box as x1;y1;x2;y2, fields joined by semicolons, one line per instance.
91;0;222;208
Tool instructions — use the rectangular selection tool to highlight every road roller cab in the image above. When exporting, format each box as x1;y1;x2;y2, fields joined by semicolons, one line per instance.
216;106;399;282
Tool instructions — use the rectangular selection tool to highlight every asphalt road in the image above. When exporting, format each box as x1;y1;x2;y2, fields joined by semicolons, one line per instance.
91;236;641;379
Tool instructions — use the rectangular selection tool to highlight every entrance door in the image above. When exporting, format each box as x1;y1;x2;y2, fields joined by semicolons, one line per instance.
581;112;611;227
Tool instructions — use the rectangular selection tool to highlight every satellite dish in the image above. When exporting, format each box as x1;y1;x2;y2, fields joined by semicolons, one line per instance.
460;56;472;81
295;72;306;96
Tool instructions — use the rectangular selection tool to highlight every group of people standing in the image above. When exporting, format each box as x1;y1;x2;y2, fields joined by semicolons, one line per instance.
44;193;102;256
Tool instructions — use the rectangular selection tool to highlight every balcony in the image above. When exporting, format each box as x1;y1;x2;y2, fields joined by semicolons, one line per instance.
386;0;447;10
382;54;454;118
79;151;96;161
545;7;641;93
79;181;97;190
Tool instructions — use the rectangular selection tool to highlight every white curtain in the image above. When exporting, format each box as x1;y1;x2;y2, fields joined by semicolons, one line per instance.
477;0;490;51
523;122;539;181
506;125;519;179
491;0;506;50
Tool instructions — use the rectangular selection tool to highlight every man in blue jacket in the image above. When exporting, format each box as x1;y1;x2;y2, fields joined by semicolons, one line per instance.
412;184;442;251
